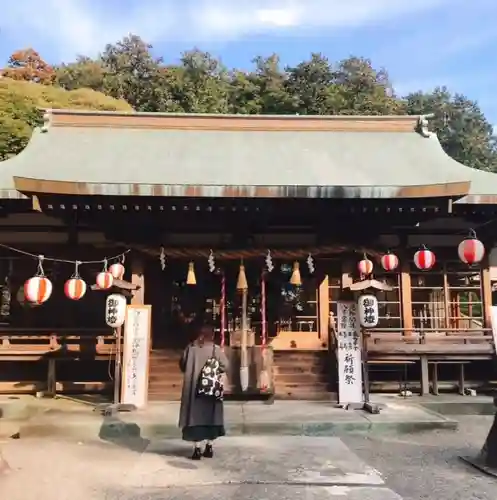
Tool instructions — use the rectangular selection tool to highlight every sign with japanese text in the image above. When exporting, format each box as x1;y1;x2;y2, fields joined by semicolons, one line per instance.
122;305;152;408
337;300;363;406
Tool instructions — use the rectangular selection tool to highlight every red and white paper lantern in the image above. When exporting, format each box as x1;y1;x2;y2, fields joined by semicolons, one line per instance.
109;262;125;279
414;247;436;271
458;236;485;266
380;253;399;272
358;257;374;276
64;277;87;301
24;276;53;304
96;271;113;290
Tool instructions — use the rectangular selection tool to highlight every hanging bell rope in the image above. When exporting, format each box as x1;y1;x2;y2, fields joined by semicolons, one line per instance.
290;261;302;286
186;261;196;285
237;261;248;291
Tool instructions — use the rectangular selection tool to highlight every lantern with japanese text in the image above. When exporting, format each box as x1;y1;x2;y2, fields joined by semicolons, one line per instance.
105;294;126;328
458;231;485;266
357;256;373;276
96;271;114;290
24;276;52;305
109;262;125;279
64;278;87;301
414;246;436;271
357;294;379;328
380;252;399;272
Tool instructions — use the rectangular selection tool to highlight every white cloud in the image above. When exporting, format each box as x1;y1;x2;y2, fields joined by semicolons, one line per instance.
1;0;449;60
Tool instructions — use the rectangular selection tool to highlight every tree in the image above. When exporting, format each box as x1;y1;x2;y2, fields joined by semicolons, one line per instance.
0;78;131;160
55;56;106;92
178;49;231;113
100;34;164;111
333;56;404;115
285;53;346;115
250;55;294;114
1;48;55;84
405;87;497;171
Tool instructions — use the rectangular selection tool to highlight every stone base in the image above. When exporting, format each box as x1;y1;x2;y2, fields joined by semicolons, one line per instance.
460;456;497;478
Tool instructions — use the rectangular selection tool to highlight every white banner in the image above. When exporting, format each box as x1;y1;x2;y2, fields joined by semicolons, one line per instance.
121;305;152;408
337;301;363;405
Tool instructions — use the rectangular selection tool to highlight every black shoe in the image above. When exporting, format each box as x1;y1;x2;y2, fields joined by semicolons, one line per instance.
203;444;213;458
191;447;202;460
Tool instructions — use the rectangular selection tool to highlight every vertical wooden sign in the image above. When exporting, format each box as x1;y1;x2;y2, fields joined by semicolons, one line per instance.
336;300;363;406
121;304;152;408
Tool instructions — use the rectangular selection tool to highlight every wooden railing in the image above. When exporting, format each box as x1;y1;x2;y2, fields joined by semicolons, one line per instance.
0;328;116;359
365;328;494;356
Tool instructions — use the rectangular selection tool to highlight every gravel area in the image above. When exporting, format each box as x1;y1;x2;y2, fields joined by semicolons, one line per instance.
343;415;497;500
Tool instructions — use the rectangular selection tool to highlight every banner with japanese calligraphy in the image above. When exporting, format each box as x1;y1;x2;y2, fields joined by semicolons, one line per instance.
336;301;363;405
122;305;152;408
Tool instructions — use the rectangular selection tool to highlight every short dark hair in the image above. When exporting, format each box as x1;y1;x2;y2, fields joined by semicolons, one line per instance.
194;324;215;346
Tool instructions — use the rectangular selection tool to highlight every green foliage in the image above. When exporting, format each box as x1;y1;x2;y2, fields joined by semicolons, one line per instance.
2;34;497;171
406;87;497;171
0;77;131;160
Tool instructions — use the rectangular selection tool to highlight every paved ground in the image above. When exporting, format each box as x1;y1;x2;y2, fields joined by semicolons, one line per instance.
1;415;497;499
0;395;457;440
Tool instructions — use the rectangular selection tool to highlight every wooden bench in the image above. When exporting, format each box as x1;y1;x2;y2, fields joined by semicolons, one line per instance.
429;360;471;396
366;359;416;396
0;330;116;396
364;329;494;396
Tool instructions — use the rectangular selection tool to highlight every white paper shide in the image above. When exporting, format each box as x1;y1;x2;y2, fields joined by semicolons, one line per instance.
336;301;363;405
122;305;151;408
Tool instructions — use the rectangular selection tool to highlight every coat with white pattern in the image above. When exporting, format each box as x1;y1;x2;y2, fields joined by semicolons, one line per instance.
178;341;229;429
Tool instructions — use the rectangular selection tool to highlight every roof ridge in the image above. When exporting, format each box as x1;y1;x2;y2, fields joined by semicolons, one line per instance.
40;109;431;134
43;108;430;121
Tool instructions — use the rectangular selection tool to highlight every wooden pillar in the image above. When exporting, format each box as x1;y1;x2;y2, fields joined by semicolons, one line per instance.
131;256;145;306
420;355;430;395
318;275;330;346
481;254;492;330
400;260;413;334
442;264;450;329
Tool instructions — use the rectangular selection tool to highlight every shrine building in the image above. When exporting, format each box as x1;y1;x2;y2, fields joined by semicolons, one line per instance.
0;109;496;401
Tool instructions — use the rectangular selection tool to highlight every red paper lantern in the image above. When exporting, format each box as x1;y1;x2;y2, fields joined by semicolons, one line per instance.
64;278;87;300
109;262;125;279
458;236;485;266
380;253;399;272
414;247;436;270
24;276;52;304
358;258;373;276
96;271;114;290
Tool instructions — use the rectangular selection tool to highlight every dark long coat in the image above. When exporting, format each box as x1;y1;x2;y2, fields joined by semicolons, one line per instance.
178;341;229;429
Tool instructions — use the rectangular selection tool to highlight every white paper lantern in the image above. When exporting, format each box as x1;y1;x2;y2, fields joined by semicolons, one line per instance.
105;294;127;328
357;294;379;328
24;276;53;305
96;271;114;290
64;278;87;301
109;262;125;279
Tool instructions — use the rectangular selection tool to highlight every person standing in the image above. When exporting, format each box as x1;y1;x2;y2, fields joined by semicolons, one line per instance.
178;324;229;460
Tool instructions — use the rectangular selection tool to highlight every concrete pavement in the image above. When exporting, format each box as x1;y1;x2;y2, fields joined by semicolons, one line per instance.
0;395;457;441
0;435;403;499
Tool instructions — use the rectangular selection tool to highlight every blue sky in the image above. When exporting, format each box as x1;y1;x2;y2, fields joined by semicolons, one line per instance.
1;0;496;123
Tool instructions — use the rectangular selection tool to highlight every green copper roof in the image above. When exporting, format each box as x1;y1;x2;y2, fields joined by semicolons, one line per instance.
1;109;496;202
